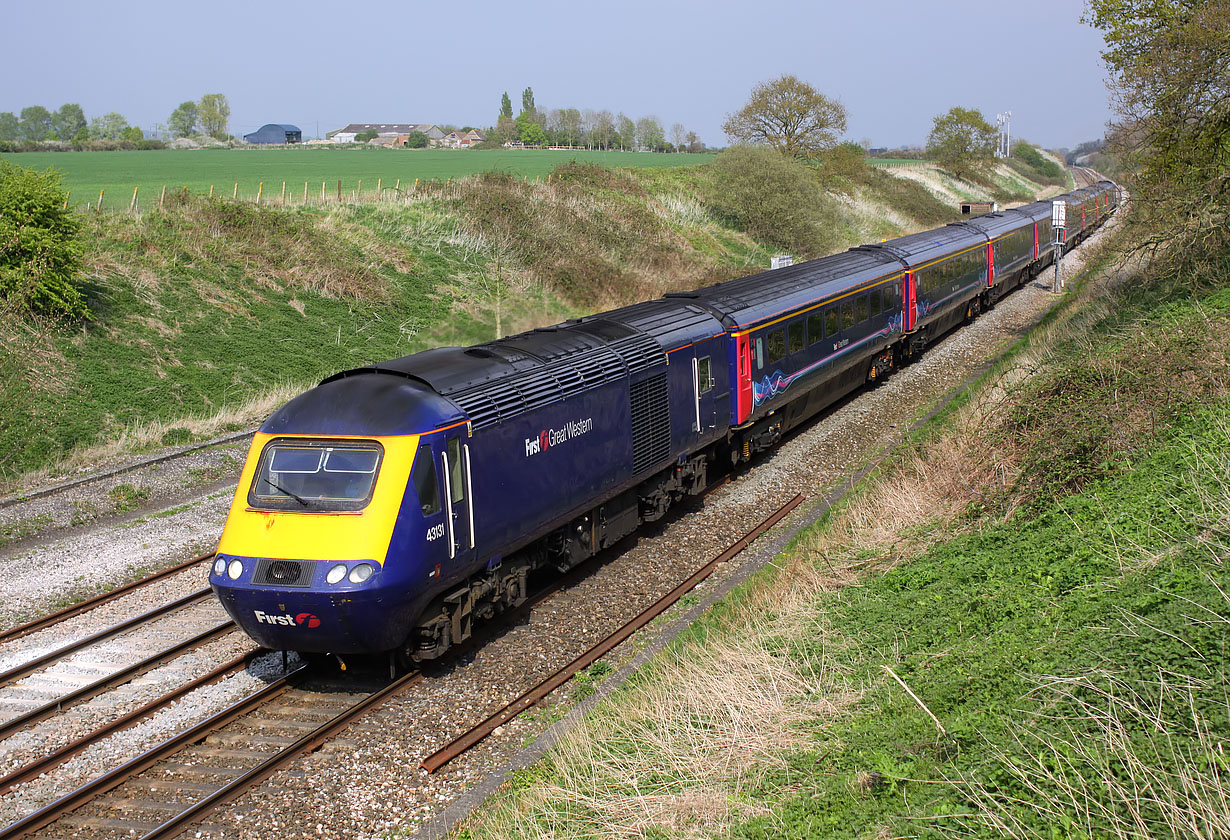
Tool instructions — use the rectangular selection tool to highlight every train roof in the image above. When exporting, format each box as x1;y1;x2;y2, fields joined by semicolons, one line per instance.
952;210;1034;238
261;374;464;437
858;221;986;267
682;249;904;330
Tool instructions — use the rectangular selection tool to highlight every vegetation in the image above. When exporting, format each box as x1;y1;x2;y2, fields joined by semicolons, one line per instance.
0;161;85;319
1088;0;1229;284
722;74;847;159
1005;140;1067;187
925;106;997;181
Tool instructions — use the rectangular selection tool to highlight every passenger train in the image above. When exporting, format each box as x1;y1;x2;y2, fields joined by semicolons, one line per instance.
210;179;1119;666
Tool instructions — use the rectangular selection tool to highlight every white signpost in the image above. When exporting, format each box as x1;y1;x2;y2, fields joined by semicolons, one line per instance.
771;255;793;270
1051;200;1067;291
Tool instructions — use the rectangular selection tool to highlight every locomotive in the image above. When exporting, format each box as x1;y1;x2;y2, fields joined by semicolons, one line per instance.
210;180;1119;666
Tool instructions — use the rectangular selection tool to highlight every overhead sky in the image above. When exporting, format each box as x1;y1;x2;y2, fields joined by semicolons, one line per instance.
3;0;1111;150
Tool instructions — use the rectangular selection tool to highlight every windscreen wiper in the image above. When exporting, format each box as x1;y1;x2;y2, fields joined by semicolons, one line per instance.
264;477;310;507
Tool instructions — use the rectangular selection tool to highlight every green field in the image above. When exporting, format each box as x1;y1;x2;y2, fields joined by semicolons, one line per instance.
0;148;716;210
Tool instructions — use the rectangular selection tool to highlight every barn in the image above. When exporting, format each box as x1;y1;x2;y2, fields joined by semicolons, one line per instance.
243;124;302;145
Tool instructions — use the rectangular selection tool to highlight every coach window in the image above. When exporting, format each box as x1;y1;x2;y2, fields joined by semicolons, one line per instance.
754;336;764;371
807;312;823;345
767;330;786;365
788;320;804;355
856;294;869;323
411;444;441;516
841;300;855;331
825;306;839;338
870;288;882;318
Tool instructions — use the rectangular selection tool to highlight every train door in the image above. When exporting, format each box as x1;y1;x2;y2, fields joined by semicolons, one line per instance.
904;271;917;332
439;433;475;569
734;334;752;425
691;338;721;435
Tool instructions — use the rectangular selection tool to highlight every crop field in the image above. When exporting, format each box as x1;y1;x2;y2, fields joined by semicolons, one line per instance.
0;148;716;210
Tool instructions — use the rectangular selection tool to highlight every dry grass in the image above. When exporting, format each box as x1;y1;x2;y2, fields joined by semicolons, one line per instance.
463;558;858;840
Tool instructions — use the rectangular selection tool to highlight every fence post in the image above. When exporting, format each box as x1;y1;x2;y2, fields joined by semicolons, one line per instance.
63;191;70;210
377;178;381;200
304;181;308;204
337;179;341;201
129;186;139;214
357;178;362;200
98;189;104;211
257;182;263;204
321;181;326;202
233;183;238;200
159;185;166;209
209;185;214;199
281;181;286;205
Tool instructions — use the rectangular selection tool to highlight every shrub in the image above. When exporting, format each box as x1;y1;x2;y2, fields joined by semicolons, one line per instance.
704;145;841;257
0;161;87;319
405;131;428;148
355;130;378;143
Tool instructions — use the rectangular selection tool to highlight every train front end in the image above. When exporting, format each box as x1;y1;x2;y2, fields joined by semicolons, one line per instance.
209;371;464;657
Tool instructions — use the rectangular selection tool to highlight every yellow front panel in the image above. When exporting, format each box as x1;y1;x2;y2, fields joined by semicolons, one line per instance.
217;432;418;565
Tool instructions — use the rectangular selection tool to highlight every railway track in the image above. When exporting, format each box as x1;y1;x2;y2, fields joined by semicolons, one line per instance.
0;494;808;839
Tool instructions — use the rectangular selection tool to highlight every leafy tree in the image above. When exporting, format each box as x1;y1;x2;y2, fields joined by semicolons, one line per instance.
1085;0;1229;264
89;112;130;140
636;116;664;151
355;129;378;142
197;93;230;139
499;91;513;120
521;87;536;117
685;130;702;153
521;122;546;146
925;106;997;180
51;104;86;141
19;106;53;142
616;113;635;151
168;101;198;138
723;74;847;159
495;115;517;144
0;161;86;320
0;113;18;142
122;125;144;143
405;130;428;148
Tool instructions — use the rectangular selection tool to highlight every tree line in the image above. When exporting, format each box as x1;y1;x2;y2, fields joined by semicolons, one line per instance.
0;93;232;147
489;87;702;152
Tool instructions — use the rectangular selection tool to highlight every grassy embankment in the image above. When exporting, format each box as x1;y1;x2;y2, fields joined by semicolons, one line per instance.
0;154;1055;489
447;229;1230;838
0;148;716;211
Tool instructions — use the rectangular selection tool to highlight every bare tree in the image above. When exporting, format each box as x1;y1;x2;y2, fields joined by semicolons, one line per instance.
670;123;686;151
594;110;615;150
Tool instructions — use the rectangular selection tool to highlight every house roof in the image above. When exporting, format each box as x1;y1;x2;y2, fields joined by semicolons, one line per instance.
332;123;439;135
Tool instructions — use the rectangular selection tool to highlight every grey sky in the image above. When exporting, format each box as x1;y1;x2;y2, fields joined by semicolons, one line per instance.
3;0;1110;149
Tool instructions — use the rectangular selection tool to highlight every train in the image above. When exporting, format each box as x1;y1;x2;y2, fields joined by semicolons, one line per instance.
210;178;1119;668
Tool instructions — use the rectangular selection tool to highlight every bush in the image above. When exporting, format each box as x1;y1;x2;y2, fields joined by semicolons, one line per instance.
405;131;428;148
0;161;87;319
355;130;378;143
704;145;841;258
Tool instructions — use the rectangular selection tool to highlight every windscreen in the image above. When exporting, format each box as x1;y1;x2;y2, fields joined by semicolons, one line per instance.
249;440;383;511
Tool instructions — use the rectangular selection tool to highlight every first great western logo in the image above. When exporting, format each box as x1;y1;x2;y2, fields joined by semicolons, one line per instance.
525;417;593;457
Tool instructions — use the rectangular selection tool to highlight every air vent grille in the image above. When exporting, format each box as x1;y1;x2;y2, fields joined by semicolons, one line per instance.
629;373;671;473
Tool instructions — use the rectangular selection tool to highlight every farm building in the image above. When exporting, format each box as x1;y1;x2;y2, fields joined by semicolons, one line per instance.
243;124;302;144
328;123;445;144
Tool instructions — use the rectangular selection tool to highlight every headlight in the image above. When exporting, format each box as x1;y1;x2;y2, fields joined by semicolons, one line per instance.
213;558;226;576
226;559;243;580
348;563;374;583
326;564;347;585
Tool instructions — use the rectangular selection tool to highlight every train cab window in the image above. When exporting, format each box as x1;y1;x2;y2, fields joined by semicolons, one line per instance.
807;312;823;345
870;289;882;318
767;330;786;364
754;336;764;371
446;438;464;505
411;444;441;516
250;439;383;512
788;321;804;354
697;356;713;393
841;301;855;331
856;294;869;323
825;306;839;338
